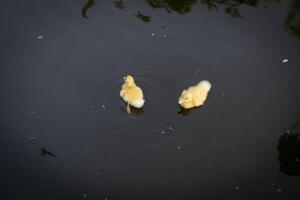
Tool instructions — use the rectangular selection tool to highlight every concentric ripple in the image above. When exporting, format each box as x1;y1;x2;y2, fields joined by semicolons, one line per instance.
98;65;178;136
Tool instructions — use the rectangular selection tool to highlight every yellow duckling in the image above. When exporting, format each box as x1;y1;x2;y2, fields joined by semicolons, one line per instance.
120;75;145;114
178;80;212;109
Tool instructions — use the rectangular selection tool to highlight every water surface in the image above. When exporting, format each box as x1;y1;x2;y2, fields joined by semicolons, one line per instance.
0;0;300;199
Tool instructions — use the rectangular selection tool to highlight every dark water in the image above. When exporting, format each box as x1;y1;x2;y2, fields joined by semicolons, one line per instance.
1;0;300;199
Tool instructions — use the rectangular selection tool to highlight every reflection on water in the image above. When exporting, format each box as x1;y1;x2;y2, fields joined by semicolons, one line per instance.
177;105;204;116
147;0;300;38
81;0;95;19
177;107;192;116
147;0;198;14
114;0;126;10
127;105;145;115
41;148;57;158
136;11;151;22
81;0;300;39
146;0;279;16
284;0;300;39
278;121;300;175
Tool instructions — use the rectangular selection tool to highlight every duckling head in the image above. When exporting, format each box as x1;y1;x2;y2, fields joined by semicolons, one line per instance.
123;75;136;87
178;90;194;109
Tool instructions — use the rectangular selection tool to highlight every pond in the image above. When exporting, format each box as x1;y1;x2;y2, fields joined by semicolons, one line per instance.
0;0;300;199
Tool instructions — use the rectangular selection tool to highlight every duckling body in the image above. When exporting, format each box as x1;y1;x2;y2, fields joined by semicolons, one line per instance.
120;75;145;113
178;80;211;109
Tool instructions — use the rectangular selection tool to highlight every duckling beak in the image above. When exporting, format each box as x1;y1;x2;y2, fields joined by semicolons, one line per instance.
178;99;184;104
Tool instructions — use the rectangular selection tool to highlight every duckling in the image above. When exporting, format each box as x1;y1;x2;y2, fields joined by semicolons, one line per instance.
178;80;211;109
120;75;145;114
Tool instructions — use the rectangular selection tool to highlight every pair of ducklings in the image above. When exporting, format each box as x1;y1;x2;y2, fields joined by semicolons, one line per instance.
120;75;211;114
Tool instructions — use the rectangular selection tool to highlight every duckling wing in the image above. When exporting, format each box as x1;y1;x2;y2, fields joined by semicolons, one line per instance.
193;85;210;106
121;87;143;102
129;87;144;100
